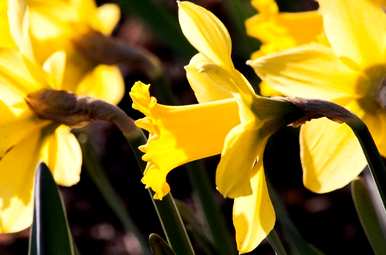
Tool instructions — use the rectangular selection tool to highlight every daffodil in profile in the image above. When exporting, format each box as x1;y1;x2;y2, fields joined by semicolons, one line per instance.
130;1;301;253
249;0;386;194
28;0;124;104
0;0;123;233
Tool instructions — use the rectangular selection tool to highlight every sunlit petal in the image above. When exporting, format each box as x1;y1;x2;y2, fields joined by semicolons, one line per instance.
246;10;323;57
0;131;42;233
40;125;82;187
75;65;124;104
251;0;278;15
249;44;361;100
300;117;367;193
318;0;386;66
7;0;33;58
0;49;47;101
0;111;48;160
91;3;120;35
216;120;267;198
42;51;66;89
185;53;233;102
233;166;275;254
178;1;233;69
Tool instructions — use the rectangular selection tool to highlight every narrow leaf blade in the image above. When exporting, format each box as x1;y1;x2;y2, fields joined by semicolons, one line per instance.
28;162;75;255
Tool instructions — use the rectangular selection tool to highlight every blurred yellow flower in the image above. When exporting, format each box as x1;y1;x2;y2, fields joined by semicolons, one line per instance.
0;0;123;233
28;0;124;104
249;0;386;194
245;0;324;96
131;1;300;253
246;0;324;59
246;0;385;96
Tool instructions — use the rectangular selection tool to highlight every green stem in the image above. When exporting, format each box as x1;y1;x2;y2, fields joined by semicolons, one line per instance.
351;175;386;255
267;229;288;255
127;132;195;255
346;118;386;210
77;133;151;255
187;161;237;255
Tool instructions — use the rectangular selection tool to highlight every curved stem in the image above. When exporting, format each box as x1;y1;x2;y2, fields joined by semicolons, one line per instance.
289;98;386;210
345;119;386;210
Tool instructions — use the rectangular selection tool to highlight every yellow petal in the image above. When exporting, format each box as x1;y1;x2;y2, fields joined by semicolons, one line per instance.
75;65;124;105
251;0;278;14
40;125;82;187
42;51;66;89
233;166;275;253
178;1;233;69
193;62;255;101
0;111;48;160
361;112;386;157
60;50;92;93
259;80;281;96
0;49;47;104
29;3;73;50
91;3;120;35
249;44;361;100
300;117;367;193
0;131;42;233
246;10;323;56
7;0;33;58
185;53;233;102
0;1;17;49
318;0;386;66
216;118;268;198
130;81;240;199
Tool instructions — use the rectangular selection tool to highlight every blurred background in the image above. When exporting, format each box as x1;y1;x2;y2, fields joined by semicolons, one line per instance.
0;0;374;254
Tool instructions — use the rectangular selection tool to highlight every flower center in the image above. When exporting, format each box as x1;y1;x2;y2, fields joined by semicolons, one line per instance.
376;77;386;109
356;65;386;112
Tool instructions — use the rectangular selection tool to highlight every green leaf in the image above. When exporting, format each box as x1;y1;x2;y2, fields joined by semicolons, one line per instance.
351;176;386;255
149;233;176;255
28;163;76;255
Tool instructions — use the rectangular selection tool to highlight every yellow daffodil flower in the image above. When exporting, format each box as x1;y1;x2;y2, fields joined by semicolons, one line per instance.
0;0;123;233
28;0;124;104
246;0;385;96
249;0;386;194
130;2;301;253
245;0;324;59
